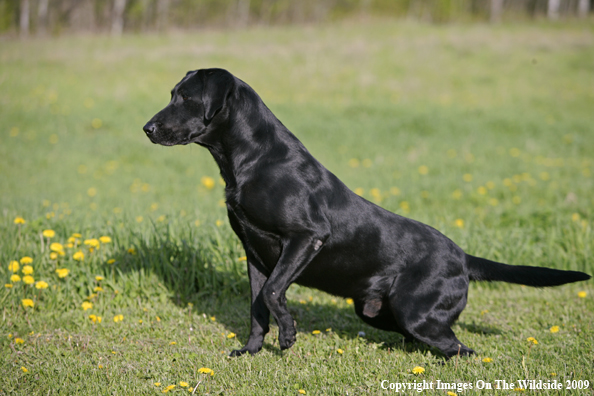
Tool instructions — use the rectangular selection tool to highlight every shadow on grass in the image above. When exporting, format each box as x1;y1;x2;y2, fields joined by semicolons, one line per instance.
457;321;503;336
102;226;463;359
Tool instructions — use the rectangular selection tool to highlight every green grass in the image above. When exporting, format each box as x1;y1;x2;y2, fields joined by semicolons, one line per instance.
1;20;593;395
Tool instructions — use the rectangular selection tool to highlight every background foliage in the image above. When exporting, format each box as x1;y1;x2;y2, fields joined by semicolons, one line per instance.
1;0;593;36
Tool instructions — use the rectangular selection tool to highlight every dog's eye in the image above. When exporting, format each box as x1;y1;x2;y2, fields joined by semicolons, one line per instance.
182;95;190;101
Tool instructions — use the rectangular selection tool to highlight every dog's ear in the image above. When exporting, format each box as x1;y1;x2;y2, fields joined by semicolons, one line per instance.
200;69;235;124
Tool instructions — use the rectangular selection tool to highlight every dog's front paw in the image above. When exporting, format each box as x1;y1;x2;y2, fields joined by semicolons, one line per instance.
229;345;260;357
278;321;297;350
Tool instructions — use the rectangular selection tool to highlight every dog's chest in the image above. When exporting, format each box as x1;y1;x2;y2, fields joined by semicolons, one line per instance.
226;190;282;271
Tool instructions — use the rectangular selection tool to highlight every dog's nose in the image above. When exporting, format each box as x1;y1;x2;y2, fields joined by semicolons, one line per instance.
143;122;159;135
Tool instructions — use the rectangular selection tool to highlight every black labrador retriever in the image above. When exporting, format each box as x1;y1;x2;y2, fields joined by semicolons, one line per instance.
143;68;590;359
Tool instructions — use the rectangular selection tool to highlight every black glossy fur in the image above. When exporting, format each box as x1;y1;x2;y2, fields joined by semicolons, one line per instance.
143;68;590;359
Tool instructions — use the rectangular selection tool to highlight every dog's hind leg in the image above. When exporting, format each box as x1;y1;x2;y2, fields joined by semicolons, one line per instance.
387;272;475;359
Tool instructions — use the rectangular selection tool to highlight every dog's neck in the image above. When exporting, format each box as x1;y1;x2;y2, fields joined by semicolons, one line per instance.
202;86;305;191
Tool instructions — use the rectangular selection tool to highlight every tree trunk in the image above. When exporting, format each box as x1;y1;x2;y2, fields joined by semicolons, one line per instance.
547;0;560;19
112;0;127;36
37;0;49;36
578;0;590;17
156;0;169;32
490;0;504;22
237;0;250;28
20;0;30;37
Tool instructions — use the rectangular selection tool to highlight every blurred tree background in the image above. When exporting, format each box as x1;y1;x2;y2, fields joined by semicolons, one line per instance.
2;0;591;37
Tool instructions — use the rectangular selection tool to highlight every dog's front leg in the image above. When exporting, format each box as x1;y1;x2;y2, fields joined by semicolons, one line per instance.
230;260;270;356
262;233;328;350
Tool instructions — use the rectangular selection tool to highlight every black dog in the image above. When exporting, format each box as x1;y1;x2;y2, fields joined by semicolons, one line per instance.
144;68;590;359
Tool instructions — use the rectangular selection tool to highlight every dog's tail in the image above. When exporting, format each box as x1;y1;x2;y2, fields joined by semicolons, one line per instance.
467;255;590;287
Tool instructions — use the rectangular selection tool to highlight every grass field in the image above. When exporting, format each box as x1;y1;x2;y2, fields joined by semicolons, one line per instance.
1;20;593;395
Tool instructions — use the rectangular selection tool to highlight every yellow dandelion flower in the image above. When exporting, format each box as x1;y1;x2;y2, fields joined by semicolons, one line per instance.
354;187;364;196
35;280;49;289
49;252;58;260
550;326;560;333
454;219;464;228
209;316;215;321
346;298;354;305
127;247;136;255
238;256;247;261
50;242;64;252
98;364;103;368
482;357;492;363
21;366;28;373
162;384;176;393
412;366;425;375
5;283;13;288
14;216;26;224
99;236;111;243
22;265;33;275
526;337;538;345
452;189;463;199
201;176;216;190
94;286;103;292
107;259;116;264
156;316;161;322
154;382;161;387
514;388;525;392
8;260;20;272
84;239;100;248
139;319;143;324
550;373;557;376
312;330;321;335
418;165;429;175
477;186;487;195
447;392;457;396
20;256;33;265
227;332;236;339
215;219;224;227
463;173;473;182
362;158;372;168
89;314;98;323
578;291;587;298
56;268;70;278
298;390;306;395
348;158;360;168
95;276;104;281
337;348;343;354
180;381;189;387
169;341;177;345
82;302;93;311
11;274;21;283
198;367;214;376
22;299;34;308
299;299;306;304
73;251;84;261
42;229;55;238
15;338;25;344
23;275;35;285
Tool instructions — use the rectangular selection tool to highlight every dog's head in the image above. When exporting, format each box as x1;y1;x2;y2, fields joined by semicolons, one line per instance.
143;68;235;146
